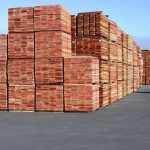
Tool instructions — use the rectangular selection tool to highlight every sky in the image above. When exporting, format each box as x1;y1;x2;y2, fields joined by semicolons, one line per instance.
0;0;150;49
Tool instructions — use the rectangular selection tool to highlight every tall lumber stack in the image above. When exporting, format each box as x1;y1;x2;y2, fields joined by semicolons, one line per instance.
34;5;71;112
7;5;72;112
0;35;7;111
64;57;99;112
8;7;35;111
75;11;110;107
0;4;144;112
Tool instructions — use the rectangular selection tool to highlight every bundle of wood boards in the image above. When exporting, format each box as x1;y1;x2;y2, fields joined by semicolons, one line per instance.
35;58;63;84
76;37;108;60
9;85;35;111
77;12;109;37
64;84;99;112
35;31;71;58
34;5;71;34
36;85;63;112
8;7;34;33
109;20;118;42
64;57;99;84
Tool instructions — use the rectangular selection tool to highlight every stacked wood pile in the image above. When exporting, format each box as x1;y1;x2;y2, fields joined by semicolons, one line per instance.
142;50;150;85
0;5;143;112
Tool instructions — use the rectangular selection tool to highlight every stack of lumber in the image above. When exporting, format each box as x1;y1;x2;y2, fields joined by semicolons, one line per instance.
109;21;118;43
64;57;99;112
35;58;63;84
35;31;71;58
8;7;35;111
34;5;71;34
7;5;72;112
75;11;109;107
34;5;71;112
77;12;109;37
0;35;7;111
8;7;34;33
142;50;150;85
36;85;63;112
146;59;150;85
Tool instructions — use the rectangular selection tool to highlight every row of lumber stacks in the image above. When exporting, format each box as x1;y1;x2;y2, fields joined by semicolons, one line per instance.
34;5;71;112
8;5;72;112
0;35;7;111
75;11;110;107
142;50;150;85
8;7;35;111
64;57;100;112
0;5;144;112
72;11;143;108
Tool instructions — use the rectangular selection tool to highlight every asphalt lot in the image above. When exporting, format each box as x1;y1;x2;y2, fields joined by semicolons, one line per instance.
0;85;150;150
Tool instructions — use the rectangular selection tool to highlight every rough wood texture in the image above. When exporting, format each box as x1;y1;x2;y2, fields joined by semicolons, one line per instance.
9;85;35;111
64;56;99;84
36;85;63;112
8;33;34;59
8;59;34;85
0;85;7;111
35;31;71;58
35;58;63;84
34;5;71;34
0;34;7;60
8;7;34;33
64;84;99;112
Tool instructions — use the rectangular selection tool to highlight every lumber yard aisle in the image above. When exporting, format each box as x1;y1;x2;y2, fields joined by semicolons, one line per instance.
0;5;143;112
0;85;150;150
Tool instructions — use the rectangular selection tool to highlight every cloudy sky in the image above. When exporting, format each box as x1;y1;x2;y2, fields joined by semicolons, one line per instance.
0;0;150;49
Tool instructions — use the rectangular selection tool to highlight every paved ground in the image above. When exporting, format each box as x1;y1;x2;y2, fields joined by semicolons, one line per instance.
0;85;150;150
